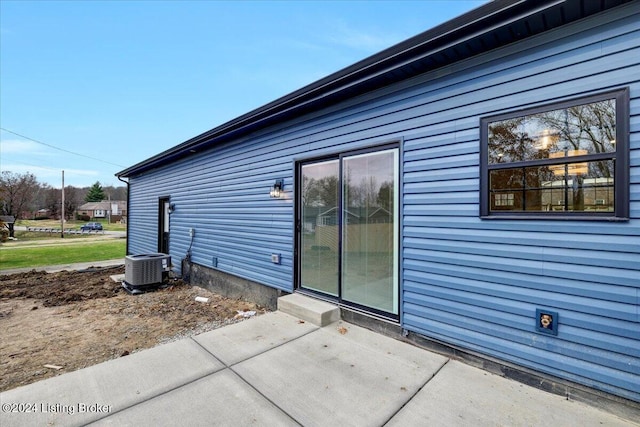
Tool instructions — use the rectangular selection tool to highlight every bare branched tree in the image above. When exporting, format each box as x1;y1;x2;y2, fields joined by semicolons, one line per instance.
0;171;40;237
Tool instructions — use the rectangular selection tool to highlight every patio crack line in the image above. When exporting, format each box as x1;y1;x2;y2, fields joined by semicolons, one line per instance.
192;326;321;369
187;328;321;427
89;323;320;424
230;327;321;368
226;367;303;426
381;358;451;426
190;335;232;368
87;340;226;425
86;365;224;425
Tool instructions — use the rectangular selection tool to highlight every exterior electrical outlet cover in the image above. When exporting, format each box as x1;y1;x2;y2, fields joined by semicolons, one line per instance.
271;253;281;264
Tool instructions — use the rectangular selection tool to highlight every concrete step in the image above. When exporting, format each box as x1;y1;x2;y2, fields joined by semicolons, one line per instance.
277;293;340;327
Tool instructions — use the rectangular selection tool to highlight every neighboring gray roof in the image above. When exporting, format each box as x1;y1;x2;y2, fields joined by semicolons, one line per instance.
78;201;127;211
0;216;15;224
116;0;634;179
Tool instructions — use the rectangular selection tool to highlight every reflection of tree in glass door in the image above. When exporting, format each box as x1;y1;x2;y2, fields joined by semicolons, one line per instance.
300;160;339;296
342;149;398;314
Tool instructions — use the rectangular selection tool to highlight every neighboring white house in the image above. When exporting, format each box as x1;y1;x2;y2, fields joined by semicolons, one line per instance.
77;201;127;222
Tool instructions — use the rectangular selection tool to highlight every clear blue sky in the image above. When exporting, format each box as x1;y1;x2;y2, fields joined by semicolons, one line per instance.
1;0;485;188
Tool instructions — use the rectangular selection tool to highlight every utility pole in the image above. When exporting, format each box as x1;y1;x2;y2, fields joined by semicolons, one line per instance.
61;170;65;238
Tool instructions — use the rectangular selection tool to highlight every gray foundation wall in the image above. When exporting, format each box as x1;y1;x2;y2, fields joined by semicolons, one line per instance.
182;261;284;310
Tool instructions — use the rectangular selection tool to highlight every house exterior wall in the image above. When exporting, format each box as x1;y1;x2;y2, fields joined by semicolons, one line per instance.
127;6;639;401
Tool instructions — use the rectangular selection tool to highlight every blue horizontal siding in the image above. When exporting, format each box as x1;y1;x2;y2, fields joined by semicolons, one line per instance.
403;261;637;322
127;5;639;401
404;179;479;194
404;166;478;182
403;217;640;237
402;274;637;336
403;311;640;398
404;237;640;270
128;145;294;291
402;293;639;370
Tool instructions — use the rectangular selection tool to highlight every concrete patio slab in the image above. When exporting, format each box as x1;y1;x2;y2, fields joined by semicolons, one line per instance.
0;339;223;427
194;311;318;365
92;369;298;426
232;320;448;427
386;360;637;427
2;304;637;427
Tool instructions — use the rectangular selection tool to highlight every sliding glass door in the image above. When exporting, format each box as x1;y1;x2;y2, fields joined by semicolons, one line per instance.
298;146;399;317
342;149;398;314
300;160;340;296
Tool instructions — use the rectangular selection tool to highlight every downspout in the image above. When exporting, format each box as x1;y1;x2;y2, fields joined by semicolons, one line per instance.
117;175;130;255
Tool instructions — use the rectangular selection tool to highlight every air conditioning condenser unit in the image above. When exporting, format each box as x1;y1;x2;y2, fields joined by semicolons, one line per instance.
123;253;171;294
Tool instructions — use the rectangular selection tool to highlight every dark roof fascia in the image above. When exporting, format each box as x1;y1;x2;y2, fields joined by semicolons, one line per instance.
115;0;625;178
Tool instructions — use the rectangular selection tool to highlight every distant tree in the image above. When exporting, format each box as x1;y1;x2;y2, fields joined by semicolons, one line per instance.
302;175;338;207
43;186;59;218
85;181;105;202
301;176;316;206
361;176;379;208
377;181;393;210
63;186;82;220
102;185;127;201
317;176;338;208
32;184;50;216
45;185;83;220
0;171;40;237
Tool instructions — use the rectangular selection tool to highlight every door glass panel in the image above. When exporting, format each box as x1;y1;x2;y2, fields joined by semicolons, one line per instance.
342;149;398;314
300;160;340;296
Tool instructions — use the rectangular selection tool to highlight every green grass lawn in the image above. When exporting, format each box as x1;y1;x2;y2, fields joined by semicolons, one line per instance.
0;240;126;270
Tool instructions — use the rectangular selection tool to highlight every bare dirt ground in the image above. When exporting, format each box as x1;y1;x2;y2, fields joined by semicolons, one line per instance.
0;266;268;392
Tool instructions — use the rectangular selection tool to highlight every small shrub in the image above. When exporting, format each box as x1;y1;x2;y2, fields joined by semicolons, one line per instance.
0;221;7;242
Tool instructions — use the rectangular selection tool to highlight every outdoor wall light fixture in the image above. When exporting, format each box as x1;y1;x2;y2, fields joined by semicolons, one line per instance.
168;203;176;214
270;179;284;198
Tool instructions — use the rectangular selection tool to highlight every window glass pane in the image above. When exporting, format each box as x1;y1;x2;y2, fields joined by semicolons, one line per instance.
489;160;615;213
490;168;524;190
300;160;340;296
342;149;398;314
488;99;616;164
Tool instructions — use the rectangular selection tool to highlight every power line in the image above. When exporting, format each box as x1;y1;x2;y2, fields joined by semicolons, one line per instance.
0;127;126;168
